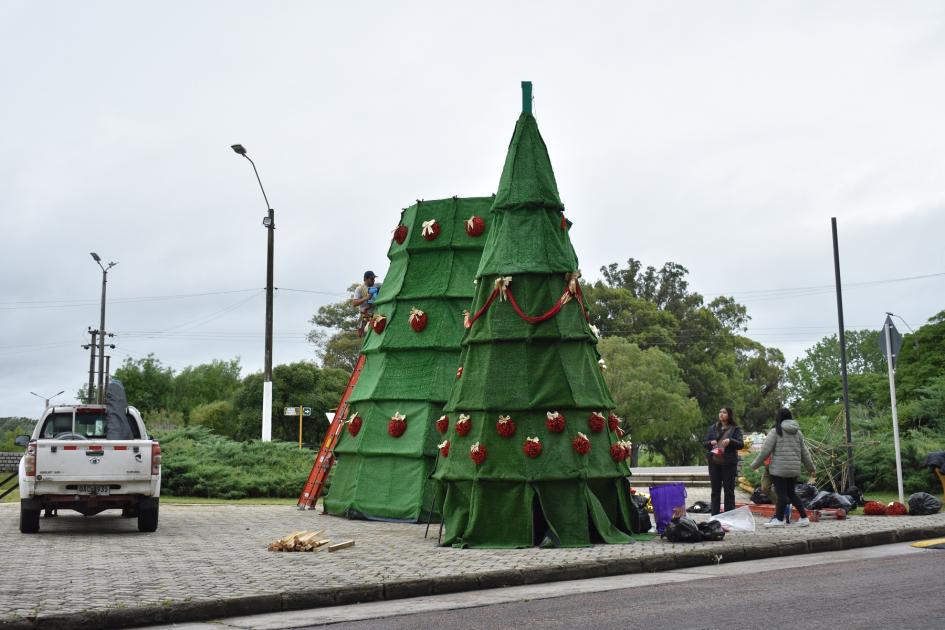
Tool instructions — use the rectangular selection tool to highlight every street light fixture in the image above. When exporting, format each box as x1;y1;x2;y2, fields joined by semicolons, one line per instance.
231;143;275;442
30;390;65;409
90;252;117;403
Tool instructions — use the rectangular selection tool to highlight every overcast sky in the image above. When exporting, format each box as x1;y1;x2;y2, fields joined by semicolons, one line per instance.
2;1;944;419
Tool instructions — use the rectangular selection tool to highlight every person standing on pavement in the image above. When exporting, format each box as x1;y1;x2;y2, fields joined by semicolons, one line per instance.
751;407;816;528
704;407;744;515
352;270;381;337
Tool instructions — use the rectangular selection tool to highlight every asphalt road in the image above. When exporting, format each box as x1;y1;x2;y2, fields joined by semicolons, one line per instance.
161;543;944;630
322;550;944;630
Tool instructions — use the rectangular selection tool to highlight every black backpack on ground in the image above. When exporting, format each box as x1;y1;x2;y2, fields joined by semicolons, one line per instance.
629;494;652;534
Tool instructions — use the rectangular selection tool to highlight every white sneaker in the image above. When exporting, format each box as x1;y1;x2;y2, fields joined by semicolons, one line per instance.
796;517;810;527
764;518;785;528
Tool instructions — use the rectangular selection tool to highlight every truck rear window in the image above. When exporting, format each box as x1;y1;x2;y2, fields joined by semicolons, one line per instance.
40;412;108;439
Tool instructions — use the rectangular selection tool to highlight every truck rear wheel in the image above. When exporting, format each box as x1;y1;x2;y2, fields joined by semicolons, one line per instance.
20;502;40;533
137;498;159;532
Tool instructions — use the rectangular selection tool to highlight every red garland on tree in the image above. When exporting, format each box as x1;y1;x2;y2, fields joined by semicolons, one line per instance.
864;501;887;516
469;442;487;465
886;501;907;516
546;411;566;433
436;415;449;434
496;415;516;437
346;412;362;437
409;308;428;332
465;215;485;237
438;440;450;458
455;414;472;437
393;224;408;244
370;314;387;334
608;413;622;433
588;412;605;433
421;219;440;241
572;432;591;455
523;436;542;458
388;412;407;438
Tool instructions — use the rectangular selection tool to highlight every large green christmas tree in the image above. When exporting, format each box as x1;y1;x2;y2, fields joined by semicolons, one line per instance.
324;196;492;521
432;84;635;548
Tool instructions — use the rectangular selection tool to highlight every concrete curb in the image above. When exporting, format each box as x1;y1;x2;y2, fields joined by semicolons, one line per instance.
3;522;944;630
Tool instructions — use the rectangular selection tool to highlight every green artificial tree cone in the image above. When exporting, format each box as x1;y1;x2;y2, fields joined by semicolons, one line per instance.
433;87;635;548
324;196;493;522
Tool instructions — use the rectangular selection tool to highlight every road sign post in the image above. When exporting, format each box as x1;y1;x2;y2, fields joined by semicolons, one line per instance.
882;314;905;504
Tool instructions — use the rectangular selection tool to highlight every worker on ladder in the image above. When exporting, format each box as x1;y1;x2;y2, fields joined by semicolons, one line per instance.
353;270;380;337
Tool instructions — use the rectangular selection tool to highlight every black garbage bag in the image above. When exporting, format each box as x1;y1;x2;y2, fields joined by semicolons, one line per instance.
844;486;865;507
687;501;712;513
832;495;855;512
662;517;702;543
908;492;943;516
629;494;652;533
808;490;832;509
923;452;945;474
751;487;772;504
104;379;134;440
795;483;818;504
698;520;725;542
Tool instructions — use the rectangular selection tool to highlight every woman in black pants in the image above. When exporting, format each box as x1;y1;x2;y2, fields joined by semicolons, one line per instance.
750;407;816;527
703;407;744;515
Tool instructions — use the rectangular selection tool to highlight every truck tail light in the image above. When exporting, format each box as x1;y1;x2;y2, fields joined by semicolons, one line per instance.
24;440;37;476
151;442;162;475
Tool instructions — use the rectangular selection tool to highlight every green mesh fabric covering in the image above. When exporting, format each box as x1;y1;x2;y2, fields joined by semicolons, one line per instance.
324;196;493;522
433;112;635;548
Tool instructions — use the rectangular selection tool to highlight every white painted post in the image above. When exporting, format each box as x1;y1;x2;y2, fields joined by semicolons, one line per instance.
884;318;904;504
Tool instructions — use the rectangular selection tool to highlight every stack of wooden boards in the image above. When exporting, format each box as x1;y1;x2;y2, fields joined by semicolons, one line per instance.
267;530;355;552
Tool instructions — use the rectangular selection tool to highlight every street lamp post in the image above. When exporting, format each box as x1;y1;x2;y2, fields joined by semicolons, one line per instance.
90;253;117;403
231;143;274;442
30;390;64;410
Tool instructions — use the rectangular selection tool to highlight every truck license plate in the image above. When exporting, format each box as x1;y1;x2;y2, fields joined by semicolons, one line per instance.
76;485;110;495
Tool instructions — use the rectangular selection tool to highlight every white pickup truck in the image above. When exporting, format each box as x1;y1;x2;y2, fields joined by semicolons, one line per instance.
16;403;162;533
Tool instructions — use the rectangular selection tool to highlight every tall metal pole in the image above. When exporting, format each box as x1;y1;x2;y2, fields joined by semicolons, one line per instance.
97;266;108;403
231;144;274;441
831;218;854;489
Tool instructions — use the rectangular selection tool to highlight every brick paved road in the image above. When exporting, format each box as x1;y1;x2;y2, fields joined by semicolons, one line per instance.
1;490;943;627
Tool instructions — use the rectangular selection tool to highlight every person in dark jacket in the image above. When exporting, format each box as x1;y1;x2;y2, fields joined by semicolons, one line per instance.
703;407;744;515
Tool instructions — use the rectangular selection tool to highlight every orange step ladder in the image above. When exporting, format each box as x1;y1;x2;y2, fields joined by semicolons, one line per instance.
297;354;366;510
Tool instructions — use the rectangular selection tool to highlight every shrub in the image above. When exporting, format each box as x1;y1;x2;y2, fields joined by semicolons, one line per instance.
154;426;314;499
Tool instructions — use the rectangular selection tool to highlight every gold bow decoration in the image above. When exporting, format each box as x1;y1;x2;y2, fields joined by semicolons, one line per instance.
565;271;582;296
465;217;477;231
458;413;471;424
498;415;512;425
598;358;607;371
469;441;483;454
409;307;425;322
494;276;513;301
463;310;471;329
391;412;406;422
345;412;360;425
525;436;541;444
576;431;589;441
546;411;561;421
437;440;449;449
421;219;438;236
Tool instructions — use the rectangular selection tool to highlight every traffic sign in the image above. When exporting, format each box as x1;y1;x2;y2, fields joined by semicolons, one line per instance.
285;406;313;417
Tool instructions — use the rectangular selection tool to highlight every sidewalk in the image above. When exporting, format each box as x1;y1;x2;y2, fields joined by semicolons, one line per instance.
1;490;943;629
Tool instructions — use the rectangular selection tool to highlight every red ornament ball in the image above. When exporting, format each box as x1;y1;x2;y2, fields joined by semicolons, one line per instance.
610;442;630;462
436;415;449;434
387;415;407;438
393;224;408;244
422;220;441;241
572;433;591;455
523;438;542;459
371;316;387;334
588;412;605;433
465;215;485;237
546;412;566;433
496;416;516;438
608;413;621;432
409;310;428;332
864;501;887;516
347;415;362;437
469;444;487;465
455;416;472;437
439;441;450;458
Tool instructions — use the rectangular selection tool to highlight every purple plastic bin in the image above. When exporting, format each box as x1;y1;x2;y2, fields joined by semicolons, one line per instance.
650;483;688;534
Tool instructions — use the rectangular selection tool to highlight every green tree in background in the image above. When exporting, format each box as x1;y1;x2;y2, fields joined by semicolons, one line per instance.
307;286;362;371
896;310;945;399
597;337;702;465
114;354;175;412
174;359;242;421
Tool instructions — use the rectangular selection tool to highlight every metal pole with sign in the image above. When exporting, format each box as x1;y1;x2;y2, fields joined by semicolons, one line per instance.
881;314;905;503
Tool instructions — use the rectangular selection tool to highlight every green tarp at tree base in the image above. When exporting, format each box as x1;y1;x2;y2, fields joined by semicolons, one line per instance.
324;196;494;523
432;104;636;548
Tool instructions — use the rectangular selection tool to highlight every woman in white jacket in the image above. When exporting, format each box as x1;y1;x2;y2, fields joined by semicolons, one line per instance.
751;407;816;528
